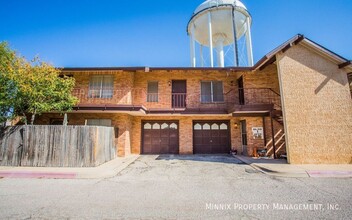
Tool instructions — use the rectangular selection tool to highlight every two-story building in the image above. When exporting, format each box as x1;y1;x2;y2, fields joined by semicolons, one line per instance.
34;35;352;164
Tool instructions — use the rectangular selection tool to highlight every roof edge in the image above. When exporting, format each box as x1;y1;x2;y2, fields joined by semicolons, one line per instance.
253;34;351;71
60;66;253;72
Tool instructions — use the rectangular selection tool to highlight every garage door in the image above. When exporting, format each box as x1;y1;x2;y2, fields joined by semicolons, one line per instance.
142;121;179;154
193;121;230;154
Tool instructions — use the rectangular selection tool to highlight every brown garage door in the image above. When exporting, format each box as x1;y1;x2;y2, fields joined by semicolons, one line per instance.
193;121;230;154
142;121;179;154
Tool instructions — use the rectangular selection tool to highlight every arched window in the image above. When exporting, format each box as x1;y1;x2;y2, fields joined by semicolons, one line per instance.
220;123;228;130
194;123;202;130
152;123;161;130
203;123;210;130
144;123;152;129
170;123;178;130
211;123;219;130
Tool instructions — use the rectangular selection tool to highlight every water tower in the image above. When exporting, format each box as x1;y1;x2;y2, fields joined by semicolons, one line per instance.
187;0;253;67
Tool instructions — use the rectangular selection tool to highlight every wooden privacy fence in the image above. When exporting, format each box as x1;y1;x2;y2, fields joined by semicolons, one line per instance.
0;125;116;167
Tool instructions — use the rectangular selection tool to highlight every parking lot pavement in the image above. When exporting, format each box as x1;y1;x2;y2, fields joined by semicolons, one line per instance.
0;155;351;220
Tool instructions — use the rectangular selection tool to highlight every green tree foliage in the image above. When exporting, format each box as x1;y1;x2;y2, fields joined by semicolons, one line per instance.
0;42;78;125
0;42;17;123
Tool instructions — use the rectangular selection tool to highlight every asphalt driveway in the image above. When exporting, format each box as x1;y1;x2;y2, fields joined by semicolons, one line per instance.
0;155;351;219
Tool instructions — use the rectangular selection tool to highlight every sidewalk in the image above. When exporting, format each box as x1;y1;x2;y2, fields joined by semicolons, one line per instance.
234;155;352;178
0;155;139;179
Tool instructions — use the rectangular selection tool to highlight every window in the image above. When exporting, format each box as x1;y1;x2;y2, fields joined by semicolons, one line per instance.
89;75;113;98
50;118;64;125
194;123;202;130
201;81;224;103
144;123;152;129
86;119;112;127
147;81;158;102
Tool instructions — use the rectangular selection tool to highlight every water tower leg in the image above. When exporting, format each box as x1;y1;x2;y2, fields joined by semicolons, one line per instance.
208;12;214;67
190;27;196;67
200;45;204;67
232;7;239;67
216;39;225;67
245;17;254;66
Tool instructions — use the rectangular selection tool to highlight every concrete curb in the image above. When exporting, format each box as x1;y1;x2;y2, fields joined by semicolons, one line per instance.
307;170;352;178
0;155;139;179
234;155;309;178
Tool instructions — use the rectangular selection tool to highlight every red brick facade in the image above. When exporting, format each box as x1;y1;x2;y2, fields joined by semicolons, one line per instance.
35;64;285;158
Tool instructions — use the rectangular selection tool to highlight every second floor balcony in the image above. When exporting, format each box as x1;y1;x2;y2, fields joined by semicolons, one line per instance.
72;87;281;114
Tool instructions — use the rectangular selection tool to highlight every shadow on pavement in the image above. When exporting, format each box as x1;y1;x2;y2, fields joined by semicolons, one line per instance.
155;154;246;164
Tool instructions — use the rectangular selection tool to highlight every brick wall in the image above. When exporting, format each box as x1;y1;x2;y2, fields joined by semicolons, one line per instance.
70;71;135;105
277;45;352;164
131;115;242;154
132;70;242;109
36;113;280;157
66;68;282;113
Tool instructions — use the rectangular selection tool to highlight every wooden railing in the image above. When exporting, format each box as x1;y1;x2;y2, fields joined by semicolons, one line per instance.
238;88;281;110
172;93;187;108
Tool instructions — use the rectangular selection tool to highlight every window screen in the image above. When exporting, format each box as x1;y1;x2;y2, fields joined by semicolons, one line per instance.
86;119;112;127
212;81;224;102
88;75;113;98
201;81;224;103
147;81;158;102
201;82;212;103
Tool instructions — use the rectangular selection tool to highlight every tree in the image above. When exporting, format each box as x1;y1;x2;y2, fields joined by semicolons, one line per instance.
0;42;17;123
0;42;78;125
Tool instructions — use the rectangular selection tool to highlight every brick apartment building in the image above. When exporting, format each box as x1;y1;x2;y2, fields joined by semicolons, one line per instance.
35;35;352;164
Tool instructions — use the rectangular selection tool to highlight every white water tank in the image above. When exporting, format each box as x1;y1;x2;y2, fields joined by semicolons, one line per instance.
187;0;254;67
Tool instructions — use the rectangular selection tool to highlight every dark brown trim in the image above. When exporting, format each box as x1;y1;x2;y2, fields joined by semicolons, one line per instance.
61;66;252;72
73;105;146;112
147;109;185;114
232;112;270;117
231;104;274;112
184;108;229;114
294;35;305;45
262;117;267;146
281;44;292;54
253;34;304;70
259;56;276;71
338;61;352;69
71;105;272;115
281;34;304;53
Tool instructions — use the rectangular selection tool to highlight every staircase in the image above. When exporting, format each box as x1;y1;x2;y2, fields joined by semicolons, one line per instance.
266;107;287;158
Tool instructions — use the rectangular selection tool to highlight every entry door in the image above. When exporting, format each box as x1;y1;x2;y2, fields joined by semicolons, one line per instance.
172;80;187;108
240;120;248;156
193;121;230;154
142;121;179;154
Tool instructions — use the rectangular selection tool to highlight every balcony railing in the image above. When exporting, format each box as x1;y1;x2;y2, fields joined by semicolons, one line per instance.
72;88;281;112
147;93;159;103
172;93;187;108
238;88;281;110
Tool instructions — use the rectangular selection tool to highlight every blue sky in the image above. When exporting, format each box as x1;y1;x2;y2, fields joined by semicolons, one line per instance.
1;0;351;67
